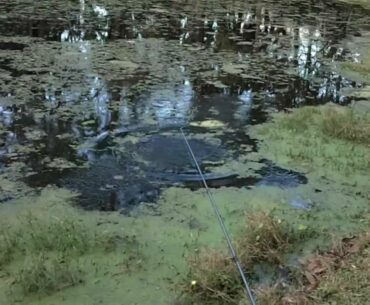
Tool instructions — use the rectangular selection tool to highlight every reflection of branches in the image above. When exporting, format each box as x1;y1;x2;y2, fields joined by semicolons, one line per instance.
61;1;109;43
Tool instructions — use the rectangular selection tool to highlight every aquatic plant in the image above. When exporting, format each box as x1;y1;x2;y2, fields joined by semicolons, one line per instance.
181;213;292;304
182;249;242;305
13;253;82;295
22;213;91;255
0;189;140;298
0;228;17;266
252;104;370;176
237;212;291;266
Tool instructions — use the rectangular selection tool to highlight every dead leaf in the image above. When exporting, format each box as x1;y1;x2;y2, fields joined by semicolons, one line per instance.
304;271;318;291
306;257;328;275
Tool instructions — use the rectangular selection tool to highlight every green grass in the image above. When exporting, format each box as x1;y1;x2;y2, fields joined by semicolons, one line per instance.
22;213;91;255
252;104;370;178
14;253;82;296
0;229;17;266
0;212;123;266
0;190;139;298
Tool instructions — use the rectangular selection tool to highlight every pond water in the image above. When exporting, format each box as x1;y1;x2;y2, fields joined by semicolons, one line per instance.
1;0;369;209
1;0;370;304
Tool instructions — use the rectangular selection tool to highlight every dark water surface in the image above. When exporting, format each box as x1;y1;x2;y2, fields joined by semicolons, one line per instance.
0;0;369;209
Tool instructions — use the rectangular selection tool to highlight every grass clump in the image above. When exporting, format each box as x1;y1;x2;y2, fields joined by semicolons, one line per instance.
320;106;370;144
14;253;82;295
181;211;370;305
255;231;370;305
272;105;370;144
237;212;291;266
183;249;241;304
0;229;17;266
22;213;91;255
181;213;293;305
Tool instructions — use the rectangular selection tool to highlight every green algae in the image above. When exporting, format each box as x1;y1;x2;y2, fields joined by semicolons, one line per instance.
2;182;343;305
251;104;370;184
0;1;370;304
2;110;370;305
338;31;370;84
339;0;370;9
249;104;370;249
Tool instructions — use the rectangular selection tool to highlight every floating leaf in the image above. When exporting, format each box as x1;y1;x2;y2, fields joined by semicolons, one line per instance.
190;120;224;128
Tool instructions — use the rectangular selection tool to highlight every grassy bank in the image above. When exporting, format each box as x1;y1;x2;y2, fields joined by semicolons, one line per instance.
239;103;370;304
179;213;370;305
251;104;370;185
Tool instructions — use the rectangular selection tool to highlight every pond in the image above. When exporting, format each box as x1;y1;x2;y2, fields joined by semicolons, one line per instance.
0;0;370;304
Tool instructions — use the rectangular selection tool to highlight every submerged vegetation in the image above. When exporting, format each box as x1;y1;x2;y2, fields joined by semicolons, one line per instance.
0;188;139;299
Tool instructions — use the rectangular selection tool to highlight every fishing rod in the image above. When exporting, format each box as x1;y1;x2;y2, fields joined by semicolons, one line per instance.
179;128;257;305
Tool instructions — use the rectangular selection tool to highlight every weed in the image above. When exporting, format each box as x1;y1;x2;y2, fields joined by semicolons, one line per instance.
321;106;370;144
182;249;241;304
237;213;291;266
252;104;370;175
0;209;140;298
181;213;293;304
13;253;83;295
24;213;90;255
0;226;18;266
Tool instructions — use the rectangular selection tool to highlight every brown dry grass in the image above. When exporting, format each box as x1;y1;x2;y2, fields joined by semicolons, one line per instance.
182;249;241;304
180;213;370;305
321;106;370;144
237;212;291;266
181;213;292;304
256;231;370;305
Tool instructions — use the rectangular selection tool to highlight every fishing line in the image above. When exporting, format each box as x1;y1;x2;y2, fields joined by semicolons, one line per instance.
180;128;257;305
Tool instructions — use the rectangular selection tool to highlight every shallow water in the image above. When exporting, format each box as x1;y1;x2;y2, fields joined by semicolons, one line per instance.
1;1;370;303
1;0;369;207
